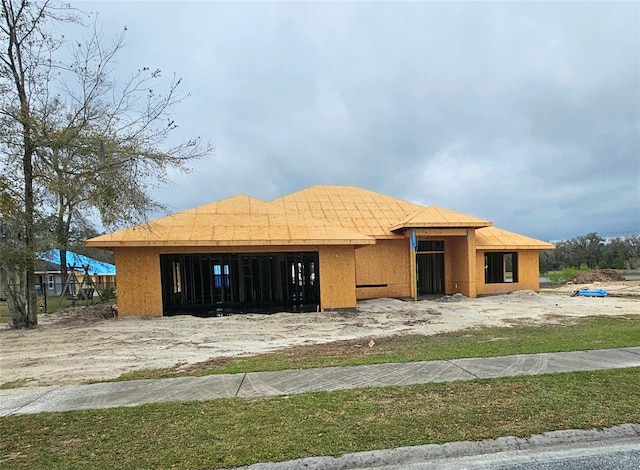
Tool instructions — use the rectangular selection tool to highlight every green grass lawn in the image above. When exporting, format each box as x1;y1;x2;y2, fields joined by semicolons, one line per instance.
0;301;8;324
1;368;639;469
115;314;640;381
1;314;639;468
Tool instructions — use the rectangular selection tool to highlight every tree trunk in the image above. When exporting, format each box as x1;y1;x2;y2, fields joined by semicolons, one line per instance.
59;246;68;294
59;195;76;296
23;138;38;327
4;0;40;328
7;267;28;327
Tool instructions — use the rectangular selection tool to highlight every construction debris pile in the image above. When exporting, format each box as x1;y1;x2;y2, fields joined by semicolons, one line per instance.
43;304;118;327
569;269;627;284
438;293;466;302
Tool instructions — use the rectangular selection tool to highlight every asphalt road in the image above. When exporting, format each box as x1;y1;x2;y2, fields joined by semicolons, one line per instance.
375;443;640;469
505;448;640;470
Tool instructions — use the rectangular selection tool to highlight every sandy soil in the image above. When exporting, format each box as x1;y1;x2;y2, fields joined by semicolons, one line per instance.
1;282;639;388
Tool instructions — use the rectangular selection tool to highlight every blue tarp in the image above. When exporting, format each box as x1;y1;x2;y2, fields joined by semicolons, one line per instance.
38;250;116;275
577;289;607;297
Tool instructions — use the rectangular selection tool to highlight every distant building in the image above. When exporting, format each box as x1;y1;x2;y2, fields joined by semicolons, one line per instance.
36;250;116;297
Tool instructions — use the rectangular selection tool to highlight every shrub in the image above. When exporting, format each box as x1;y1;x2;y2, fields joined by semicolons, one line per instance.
546;265;589;283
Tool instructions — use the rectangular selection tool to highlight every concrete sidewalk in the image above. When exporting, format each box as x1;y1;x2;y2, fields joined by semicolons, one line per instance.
2;347;639;416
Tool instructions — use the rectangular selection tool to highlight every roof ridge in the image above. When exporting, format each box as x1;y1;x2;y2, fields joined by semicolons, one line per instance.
270;185;427;237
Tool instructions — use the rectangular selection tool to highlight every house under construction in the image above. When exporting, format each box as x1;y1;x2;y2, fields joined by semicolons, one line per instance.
85;185;554;316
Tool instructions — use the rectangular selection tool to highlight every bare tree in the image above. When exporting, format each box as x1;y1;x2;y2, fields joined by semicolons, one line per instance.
1;0;211;328
0;0;64;327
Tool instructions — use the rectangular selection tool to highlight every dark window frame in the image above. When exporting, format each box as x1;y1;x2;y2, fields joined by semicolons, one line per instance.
484;252;519;284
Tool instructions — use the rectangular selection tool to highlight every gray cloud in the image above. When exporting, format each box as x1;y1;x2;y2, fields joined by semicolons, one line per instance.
72;0;639;241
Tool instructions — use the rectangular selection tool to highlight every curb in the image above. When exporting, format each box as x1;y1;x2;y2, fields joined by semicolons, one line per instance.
232;424;640;469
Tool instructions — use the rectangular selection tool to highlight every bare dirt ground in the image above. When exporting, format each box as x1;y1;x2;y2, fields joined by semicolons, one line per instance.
1;282;639;388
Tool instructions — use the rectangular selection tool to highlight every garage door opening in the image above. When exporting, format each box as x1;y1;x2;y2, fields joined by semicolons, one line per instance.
160;252;320;316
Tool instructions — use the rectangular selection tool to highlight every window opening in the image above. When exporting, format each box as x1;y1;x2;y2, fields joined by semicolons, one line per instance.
485;252;518;283
417;240;444;252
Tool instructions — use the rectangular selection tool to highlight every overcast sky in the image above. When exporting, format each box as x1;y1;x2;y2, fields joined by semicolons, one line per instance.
71;1;639;241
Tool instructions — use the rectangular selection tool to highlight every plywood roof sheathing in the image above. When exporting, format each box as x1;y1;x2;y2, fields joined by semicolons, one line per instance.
86;185;552;251
85;194;375;248
476;226;555;250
